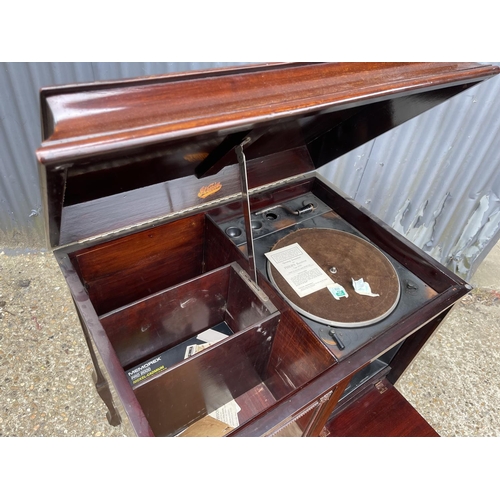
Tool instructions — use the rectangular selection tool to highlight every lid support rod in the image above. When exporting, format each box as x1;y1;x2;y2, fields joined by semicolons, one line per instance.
235;139;258;285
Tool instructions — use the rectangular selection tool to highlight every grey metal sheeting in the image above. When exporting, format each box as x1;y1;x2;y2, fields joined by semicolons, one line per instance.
1;62;500;280
0;62;251;250
319;63;500;280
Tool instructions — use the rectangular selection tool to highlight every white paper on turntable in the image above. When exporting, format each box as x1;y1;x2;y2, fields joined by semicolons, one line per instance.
265;243;335;298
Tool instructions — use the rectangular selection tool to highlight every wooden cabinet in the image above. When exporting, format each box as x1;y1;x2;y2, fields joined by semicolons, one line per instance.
37;62;500;436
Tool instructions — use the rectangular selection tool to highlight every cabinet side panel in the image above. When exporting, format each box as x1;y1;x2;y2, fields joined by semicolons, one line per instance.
204;216;249;273
264;309;336;401
224;267;274;333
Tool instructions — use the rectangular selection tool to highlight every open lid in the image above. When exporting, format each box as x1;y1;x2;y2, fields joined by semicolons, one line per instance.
36;62;500;249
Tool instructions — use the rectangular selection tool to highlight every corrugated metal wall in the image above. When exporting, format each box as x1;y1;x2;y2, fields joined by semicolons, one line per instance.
1;62;499;280
319;64;500;278
0;62;252;250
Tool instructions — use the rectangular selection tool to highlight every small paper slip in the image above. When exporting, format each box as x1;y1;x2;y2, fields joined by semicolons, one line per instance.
196;328;228;343
265;243;335;298
184;342;215;359
209;400;241;428
352;278;379;297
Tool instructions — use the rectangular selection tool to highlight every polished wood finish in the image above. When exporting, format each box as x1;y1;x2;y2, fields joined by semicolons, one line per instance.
325;379;439;437
75;304;122;426
234;383;277;425
134;317;281;437
38;63;500;437
60;183;472;437
133;311;337;437
264;308;336;401
55;148;313;247
99;265;229;367
307;378;352;437
59;165;241;246
38;63;499;166
37;63;499;249
56;251;156;436
65;197;469;436
71;214;206;315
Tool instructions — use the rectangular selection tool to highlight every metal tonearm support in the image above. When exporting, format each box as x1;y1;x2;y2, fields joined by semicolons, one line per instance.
235;138;258;285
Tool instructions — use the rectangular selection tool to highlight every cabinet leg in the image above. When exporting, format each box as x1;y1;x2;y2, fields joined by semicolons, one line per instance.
74;301;122;427
387;309;450;385
91;370;122;426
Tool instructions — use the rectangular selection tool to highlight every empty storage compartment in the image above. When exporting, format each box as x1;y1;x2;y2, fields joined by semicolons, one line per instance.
99;262;277;379
132;308;336;437
69;213;209;316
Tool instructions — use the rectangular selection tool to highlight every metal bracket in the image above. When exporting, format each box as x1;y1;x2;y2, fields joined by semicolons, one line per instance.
235;138;258;284
233;264;277;312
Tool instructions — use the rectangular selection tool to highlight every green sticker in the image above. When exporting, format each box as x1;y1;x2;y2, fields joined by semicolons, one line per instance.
327;283;349;300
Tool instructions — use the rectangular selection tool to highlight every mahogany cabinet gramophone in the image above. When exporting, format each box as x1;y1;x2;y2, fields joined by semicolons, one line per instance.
37;62;500;436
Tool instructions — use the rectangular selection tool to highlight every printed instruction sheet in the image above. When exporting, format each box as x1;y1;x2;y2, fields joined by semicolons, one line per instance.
265;243;335;298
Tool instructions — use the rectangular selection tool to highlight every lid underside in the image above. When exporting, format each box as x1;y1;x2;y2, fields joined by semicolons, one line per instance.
36;62;500;249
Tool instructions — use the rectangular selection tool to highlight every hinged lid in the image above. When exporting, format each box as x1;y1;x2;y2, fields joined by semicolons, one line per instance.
36;62;500;249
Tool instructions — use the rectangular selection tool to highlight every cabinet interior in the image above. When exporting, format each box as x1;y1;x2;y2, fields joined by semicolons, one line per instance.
61;173;467;436
68;209;337;436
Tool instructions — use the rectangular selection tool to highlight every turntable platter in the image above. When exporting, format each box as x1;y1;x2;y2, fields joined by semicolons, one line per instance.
267;228;400;327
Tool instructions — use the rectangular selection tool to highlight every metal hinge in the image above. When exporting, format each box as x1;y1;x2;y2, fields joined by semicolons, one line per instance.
375;381;388;394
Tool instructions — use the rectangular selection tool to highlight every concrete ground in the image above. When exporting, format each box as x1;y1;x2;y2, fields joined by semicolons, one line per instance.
1;243;499;437
395;242;500;437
